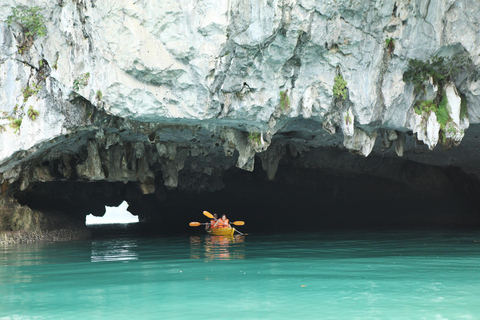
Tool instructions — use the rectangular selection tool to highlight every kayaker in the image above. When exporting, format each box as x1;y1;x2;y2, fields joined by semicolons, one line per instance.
206;213;218;230
214;215;231;228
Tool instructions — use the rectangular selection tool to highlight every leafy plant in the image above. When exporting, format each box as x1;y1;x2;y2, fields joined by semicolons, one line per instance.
446;123;458;135
436;95;450;131
279;91;290;110
403;53;475;92
96;90;102;101
10;119;22;134
385;37;395;53
248;132;261;145
22;83;41;102
6;6;46;38
73;72;90;91
414;100;436;116
405;52;475;131
27;106;39;121
333;74;347;100
414;96;452;144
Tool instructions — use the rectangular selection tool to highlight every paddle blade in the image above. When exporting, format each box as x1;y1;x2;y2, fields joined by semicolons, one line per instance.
203;211;214;219
232;221;245;226
189;222;201;227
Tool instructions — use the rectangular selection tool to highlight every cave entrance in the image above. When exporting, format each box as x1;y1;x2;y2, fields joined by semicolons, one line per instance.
86;201;138;225
12;151;480;237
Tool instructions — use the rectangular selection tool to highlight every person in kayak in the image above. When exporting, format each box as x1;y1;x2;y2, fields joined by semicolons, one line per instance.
214;215;231;228
206;213;218;230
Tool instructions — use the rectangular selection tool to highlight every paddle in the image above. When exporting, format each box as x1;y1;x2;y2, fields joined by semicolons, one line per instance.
203;211;215;219
189;221;245;227
189;222;206;227
234;229;245;236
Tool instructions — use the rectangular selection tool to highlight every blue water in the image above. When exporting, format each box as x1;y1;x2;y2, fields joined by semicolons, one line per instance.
1;230;480;319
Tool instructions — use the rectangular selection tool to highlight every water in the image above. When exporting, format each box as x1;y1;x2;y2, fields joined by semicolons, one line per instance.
2;229;480;319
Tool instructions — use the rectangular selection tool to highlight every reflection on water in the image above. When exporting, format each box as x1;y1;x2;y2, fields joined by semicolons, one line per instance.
2;231;480;319
91;239;139;262
190;235;245;260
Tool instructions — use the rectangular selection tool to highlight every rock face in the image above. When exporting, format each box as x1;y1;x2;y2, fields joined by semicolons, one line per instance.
2;0;480;241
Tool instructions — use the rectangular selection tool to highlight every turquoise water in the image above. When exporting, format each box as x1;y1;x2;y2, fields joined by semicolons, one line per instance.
2;230;480;319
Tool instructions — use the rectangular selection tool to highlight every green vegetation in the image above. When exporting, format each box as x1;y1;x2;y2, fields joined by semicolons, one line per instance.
27;106;39;121
279;91;290;110
333;74;347;100
414;97;450;131
248;132;261;145
413;100;436;116
403;52;474;94
404;51;476;144
22;83;41;102
385;37;395;53
6;6;46;38
96;90;103;101
73;72;90;91
436;95;449;130
10;119;22;134
446;123;458;135
414;96;452;143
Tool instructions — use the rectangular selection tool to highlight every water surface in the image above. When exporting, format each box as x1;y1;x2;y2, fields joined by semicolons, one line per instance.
1;230;480;319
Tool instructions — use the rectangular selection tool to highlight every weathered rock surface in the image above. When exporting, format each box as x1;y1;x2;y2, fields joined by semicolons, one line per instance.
1;0;480;241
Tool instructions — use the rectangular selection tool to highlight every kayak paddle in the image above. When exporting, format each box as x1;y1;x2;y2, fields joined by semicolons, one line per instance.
189;222;205;227
203;211;215;219
189;221;245;227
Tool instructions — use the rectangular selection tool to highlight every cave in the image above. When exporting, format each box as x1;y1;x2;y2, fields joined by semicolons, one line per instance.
7;133;480;237
2;0;480;243
2;114;480;242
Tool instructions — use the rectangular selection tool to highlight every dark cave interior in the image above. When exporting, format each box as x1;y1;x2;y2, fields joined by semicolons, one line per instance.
14;154;480;236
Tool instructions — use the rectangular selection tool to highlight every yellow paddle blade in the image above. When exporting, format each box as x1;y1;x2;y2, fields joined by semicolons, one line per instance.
189;222;201;227
232;221;245;226
203;211;214;219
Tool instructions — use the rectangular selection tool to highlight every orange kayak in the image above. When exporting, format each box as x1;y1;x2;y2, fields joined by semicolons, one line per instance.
207;228;235;236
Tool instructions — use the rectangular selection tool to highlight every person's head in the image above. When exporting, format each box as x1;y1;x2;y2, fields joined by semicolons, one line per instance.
221;215;227;220
213;214;217;219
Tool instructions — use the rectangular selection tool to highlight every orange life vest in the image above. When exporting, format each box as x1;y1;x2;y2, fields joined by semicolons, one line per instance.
217;218;230;228
210;219;217;229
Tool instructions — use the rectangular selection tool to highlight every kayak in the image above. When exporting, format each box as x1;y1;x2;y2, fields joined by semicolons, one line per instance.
207;227;235;236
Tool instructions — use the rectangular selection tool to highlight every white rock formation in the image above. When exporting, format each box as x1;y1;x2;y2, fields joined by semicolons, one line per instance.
0;0;480;178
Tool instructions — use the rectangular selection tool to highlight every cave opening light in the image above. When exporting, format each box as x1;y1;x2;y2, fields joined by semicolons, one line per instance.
85;201;139;225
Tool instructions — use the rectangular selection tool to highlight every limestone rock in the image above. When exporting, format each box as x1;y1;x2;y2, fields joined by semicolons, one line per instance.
343;128;378;157
1;0;480;241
